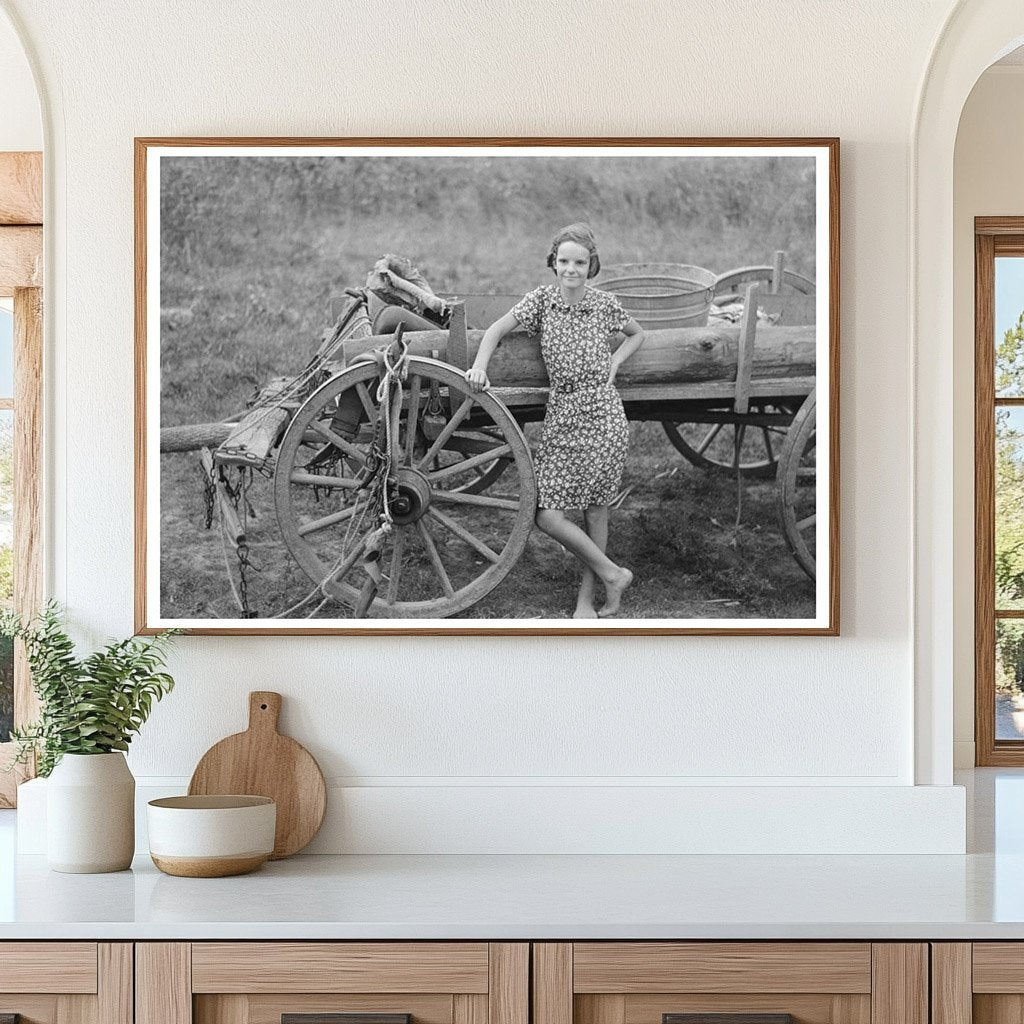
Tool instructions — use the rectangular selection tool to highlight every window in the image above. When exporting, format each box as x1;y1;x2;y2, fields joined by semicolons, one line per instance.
0;303;11;745
976;219;1024;764
0;149;43;806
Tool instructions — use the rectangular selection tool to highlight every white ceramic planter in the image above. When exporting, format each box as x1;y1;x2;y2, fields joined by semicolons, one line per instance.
46;752;135;873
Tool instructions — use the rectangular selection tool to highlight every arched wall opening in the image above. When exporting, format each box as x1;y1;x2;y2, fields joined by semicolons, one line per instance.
914;0;1024;784
952;49;1024;767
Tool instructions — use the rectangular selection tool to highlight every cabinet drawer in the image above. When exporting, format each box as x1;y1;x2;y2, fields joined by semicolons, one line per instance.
534;943;926;1024
139;943;528;1024
0;942;98;993
572;944;871;994
191;944;491;993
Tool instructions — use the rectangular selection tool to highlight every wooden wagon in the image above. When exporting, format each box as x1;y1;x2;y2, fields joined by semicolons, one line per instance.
161;258;819;619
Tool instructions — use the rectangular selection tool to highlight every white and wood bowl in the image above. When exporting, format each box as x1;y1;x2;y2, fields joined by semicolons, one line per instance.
147;795;276;877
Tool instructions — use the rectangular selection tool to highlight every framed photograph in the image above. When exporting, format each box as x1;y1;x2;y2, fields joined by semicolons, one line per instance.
135;137;838;635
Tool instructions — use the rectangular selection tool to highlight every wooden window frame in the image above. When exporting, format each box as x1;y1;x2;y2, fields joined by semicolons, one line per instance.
0;151;43;806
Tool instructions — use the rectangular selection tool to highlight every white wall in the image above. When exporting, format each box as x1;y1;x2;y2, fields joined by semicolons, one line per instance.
1;0;971;852
0;9;39;151
952;66;1024;767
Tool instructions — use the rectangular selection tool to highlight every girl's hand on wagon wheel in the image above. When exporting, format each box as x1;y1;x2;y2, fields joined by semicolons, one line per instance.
465;367;490;392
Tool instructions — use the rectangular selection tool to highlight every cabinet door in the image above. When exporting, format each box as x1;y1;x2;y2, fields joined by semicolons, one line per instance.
0;943;131;1024
533;944;928;1024
942;943;1024;1024
137;943;528;1024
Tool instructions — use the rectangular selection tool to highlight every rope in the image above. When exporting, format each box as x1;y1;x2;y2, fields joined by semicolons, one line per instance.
269;334;409;620
217;302;373;460
270;499;372;619
374;335;410;527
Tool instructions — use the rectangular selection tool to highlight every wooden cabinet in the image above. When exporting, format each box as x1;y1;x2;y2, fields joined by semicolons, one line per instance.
0;943;132;1024
532;943;928;1024
0;938;941;1024
136;944;528;1024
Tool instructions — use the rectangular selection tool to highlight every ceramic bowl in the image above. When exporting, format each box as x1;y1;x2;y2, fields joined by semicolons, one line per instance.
147;795;276;877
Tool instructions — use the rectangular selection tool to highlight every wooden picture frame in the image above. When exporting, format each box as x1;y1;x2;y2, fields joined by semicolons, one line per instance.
135;137;839;635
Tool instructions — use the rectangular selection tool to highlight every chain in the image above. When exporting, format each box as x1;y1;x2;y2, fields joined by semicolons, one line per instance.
237;470;258;617
236;540;259;618
202;462;216;530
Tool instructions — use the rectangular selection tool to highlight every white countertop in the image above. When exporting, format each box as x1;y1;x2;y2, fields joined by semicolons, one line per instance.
1;769;1022;941
0;848;1023;940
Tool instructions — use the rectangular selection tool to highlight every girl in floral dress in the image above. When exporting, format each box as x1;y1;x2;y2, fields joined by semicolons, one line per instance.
466;224;645;618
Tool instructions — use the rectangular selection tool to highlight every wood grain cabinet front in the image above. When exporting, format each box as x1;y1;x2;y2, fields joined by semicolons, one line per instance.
135;944;529;1024
0;943;132;1024
932;943;1024;1024
532;944;929;1024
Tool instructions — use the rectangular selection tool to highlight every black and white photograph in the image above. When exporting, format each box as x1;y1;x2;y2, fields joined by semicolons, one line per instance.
137;139;837;634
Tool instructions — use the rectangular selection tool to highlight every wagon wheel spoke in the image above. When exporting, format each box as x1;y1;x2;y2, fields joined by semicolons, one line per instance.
385;528;407;605
355;382;378;426
431;490;521;511
427;507;502;564
430;428;513;495
427;443;513;483
761;426;774;462
289;471;362;489
323;523;378;591
404;374;422;464
695;422;724;455
416;397;475;470
309;418;368;467
797;513;816;532
417;519;454;597
297;499;370;537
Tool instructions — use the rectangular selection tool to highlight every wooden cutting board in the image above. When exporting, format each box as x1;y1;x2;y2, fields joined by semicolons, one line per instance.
188;691;327;859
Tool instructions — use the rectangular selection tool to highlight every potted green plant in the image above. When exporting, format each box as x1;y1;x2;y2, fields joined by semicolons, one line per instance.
2;603;179;873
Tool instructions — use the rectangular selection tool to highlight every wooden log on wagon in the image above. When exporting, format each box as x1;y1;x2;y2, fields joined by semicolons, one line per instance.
341;323;816;389
161;422;234;452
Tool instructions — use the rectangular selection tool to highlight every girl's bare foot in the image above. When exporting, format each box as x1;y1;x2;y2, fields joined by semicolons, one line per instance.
575;568;597;619
598;567;633;617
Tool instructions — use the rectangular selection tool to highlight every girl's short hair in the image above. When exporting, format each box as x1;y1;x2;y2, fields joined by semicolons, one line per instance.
546;222;601;278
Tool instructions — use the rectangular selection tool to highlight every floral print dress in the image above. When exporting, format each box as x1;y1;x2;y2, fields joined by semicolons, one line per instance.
510;284;631;510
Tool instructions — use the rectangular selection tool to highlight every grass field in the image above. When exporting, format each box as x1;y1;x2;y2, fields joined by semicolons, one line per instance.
157;153;817;621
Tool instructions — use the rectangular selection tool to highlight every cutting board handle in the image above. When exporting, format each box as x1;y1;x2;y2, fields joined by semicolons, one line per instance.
248;691;282;734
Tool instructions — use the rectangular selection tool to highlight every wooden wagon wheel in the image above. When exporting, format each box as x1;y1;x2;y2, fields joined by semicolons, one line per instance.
274;356;537;618
661;403;796;480
777;390;817;580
